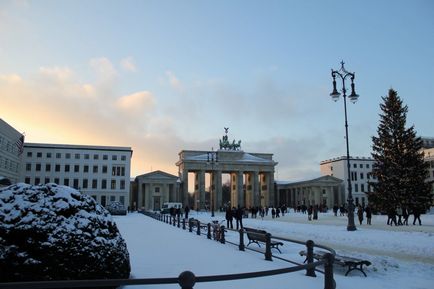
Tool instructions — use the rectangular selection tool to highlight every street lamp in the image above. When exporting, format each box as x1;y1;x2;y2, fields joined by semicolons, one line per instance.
330;61;359;231
207;149;218;217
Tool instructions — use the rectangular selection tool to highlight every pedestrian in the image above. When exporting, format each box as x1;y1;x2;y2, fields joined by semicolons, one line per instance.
307;205;313;221
225;206;233;229
276;207;280;218
236;206;244;230
271;208;276;219
333;204;338;216
402;207;409;225
412;207;422;226
387;207;397;226
313;205;318;220
357;205;364;225
396;206;403;225
365;205;372;225
184;205;190;219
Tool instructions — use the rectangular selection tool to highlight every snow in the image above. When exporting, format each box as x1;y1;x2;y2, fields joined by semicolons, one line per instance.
114;210;434;289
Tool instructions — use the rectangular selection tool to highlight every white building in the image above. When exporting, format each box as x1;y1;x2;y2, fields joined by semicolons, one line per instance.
422;148;434;204
320;156;376;207
0;119;24;185
21;143;132;207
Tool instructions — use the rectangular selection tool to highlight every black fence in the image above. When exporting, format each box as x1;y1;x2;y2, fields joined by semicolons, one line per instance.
0;212;336;289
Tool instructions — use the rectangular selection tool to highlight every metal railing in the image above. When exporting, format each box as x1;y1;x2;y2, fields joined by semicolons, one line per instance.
0;211;336;289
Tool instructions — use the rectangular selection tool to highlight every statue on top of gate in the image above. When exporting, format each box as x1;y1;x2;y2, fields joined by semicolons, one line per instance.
219;127;242;151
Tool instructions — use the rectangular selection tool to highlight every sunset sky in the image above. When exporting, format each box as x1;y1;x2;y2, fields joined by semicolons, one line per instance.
1;0;433;180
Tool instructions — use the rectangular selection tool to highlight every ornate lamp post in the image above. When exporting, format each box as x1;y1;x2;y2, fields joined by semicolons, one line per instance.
207;149;218;217
330;61;359;231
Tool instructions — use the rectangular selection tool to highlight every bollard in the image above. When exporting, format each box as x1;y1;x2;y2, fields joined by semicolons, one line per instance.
183;218;186;230
238;228;245;251
196;220;201;235
207;223;211;239
173;216;176;226
189;219;193;232
264;233;272;261
306;240;316;277
220;225;225;244
323;253;335;289
177;215;181;228
178;270;196;289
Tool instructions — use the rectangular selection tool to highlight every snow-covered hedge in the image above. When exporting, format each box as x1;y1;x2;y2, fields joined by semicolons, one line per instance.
0;183;130;282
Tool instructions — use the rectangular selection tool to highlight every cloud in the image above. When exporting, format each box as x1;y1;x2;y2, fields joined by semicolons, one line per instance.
165;70;183;92
116;91;155;115
39;66;73;82
120;57;137;72
89;57;118;80
0;73;22;84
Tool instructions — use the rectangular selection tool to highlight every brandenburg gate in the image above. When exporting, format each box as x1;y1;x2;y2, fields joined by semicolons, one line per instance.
176;130;278;210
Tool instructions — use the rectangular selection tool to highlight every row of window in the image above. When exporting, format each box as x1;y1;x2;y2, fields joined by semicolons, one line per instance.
0;136;21;155
330;163;371;171
94;195;126;207
0;156;20;173
24;177;126;190
27;151;127;161
350;172;377;181
26;163;126;176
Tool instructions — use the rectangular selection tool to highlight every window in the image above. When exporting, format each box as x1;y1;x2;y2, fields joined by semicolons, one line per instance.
45;178;50;184
75;153;80;159
84;165;89;173
120;180;125;190
93;154;99;160
102;165;108;174
353;163;357;168
120;196;125;205
54;178;59;184
93;165;98;173
361;184;365;192
26;163;31;171
91;195;97;201
25;177;31;184
112;165;125;176
37;152;42;158
121;167;125;176
64;165;70;172
66;153;71;159
36;163;41;171
112;155;117;161
74;165;80;173
102;179;107;189
47;153;52;158
366;164;370;169
64;178;69;186
35;177;40;185
84;154;90;160
111;180;116;189
92;179;97;189
45;164;51;172
27;152;32;157
83;179;88;189
360;173;364;179
110;196;116;203
103;154;108;160
101;196;106;206
330;166;333;171
155;187;160;193
121;155;126;161
360;164;363;168
55;164;60;172
73;179;79;189
56;153;61;158
354;183;358;192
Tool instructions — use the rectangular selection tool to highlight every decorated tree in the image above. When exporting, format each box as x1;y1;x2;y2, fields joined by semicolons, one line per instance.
368;89;432;213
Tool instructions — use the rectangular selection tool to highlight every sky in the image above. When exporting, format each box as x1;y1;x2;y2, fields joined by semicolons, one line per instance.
1;0;433;180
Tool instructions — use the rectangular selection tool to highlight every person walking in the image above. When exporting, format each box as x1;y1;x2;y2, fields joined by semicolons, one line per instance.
387;207;397;226
357;205;364;225
236;206;244;230
412;207;422;225
313;205;319;220
225;206;233;229
365;205;372;225
396;206;403;225
402;207;409;226
184;205;190;219
307;205;313;221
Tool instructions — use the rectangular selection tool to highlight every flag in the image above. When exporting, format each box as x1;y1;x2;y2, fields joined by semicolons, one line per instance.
15;134;25;156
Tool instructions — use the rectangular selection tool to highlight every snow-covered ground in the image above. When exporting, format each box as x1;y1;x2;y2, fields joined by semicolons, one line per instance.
114;210;434;289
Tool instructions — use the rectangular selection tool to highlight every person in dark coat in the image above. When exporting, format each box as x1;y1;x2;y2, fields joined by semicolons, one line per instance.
357;205;364;225
387;207;397;226
225;207;233;229
412;207;422;225
365;205;372;225
236;206;244;230
184;205;190;219
402;207;409;225
307;206;313;221
313;205;318;220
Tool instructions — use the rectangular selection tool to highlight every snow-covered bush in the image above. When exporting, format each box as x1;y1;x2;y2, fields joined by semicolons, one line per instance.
0;183;130;282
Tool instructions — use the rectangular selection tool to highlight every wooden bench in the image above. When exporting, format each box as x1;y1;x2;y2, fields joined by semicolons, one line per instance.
244;227;283;253
299;250;371;277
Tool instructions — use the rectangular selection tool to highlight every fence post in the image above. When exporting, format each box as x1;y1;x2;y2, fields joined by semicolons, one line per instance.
183;218;186;230
323;253;335;289
239;228;245;251
207;223;211;239
220;225;225;244
178;270;196;289
189;218;193;232
173;216;176;226
196;220;201;235
178;215;181;228
264;233;272;261
306;240;316;277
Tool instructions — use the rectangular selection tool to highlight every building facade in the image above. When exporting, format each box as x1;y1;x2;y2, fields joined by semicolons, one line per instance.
423;148;434;204
0;119;24;185
320;156;376;207
134;170;180;211
21;143;132;207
